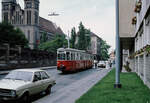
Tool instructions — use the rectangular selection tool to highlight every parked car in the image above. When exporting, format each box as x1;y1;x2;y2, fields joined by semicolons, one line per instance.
0;69;56;103
97;61;106;68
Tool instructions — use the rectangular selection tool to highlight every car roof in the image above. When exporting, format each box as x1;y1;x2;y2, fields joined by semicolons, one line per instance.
12;69;45;73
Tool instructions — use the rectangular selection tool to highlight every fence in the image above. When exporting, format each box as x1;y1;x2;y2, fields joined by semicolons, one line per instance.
0;44;56;70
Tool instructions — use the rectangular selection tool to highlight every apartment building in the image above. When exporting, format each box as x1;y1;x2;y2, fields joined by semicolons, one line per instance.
90;32;101;60
119;0;150;88
133;0;150;88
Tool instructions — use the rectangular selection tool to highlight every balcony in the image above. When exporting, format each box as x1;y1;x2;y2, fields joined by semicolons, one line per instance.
132;16;137;25
135;0;150;34
134;0;142;13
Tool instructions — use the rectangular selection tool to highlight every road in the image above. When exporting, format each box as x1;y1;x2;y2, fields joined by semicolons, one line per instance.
0;67;111;103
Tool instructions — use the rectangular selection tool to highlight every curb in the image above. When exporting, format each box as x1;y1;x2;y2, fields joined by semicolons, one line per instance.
0;66;57;75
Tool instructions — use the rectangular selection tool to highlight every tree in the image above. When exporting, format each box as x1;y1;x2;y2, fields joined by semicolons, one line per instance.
40;32;48;44
0;22;28;47
100;39;111;60
85;29;91;50
70;27;76;48
38;34;67;53
77;22;86;50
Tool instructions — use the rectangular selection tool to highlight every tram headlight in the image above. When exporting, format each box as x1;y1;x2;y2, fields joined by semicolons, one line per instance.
60;64;64;67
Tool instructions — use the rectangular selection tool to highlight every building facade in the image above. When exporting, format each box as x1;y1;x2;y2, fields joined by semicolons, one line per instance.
1;0;64;49
119;0;150;88
75;31;101;60
119;0;135;71
133;0;150;88
90;32;101;60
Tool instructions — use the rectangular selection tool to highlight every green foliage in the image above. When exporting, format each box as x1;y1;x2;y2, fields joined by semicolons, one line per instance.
100;39;110;60
123;61;132;72
38;34;67;53
0;22;28;46
76;69;150;103
75;22;91;50
40;32;48;43
85;29;91;49
70;27;76;48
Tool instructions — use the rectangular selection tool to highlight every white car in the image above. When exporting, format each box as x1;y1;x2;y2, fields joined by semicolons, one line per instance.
0;69;56;102
97;61;106;68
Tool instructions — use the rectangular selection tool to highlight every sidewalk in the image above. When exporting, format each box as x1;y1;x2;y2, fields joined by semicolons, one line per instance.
0;66;57;75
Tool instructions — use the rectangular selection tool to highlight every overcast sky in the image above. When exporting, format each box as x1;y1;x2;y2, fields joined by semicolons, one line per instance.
0;0;115;50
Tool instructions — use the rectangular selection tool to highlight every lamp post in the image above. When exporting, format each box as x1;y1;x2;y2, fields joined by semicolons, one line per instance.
114;0;122;88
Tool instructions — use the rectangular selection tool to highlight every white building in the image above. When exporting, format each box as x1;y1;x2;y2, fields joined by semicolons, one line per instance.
133;0;150;88
119;0;150;88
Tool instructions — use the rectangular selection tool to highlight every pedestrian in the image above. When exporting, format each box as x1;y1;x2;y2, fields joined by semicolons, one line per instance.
95;62;97;69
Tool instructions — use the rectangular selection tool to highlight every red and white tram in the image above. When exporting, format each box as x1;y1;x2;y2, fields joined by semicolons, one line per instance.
57;48;94;72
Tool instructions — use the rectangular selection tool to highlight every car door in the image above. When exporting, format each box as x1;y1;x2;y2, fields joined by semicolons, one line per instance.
40;71;51;91
31;72;43;94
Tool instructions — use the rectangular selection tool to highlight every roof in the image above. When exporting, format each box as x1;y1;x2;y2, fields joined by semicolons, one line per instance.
39;17;64;35
57;48;86;53
13;69;44;73
90;32;101;39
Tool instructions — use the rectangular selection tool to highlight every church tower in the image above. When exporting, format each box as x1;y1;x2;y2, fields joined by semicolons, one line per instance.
24;0;40;49
2;0;17;22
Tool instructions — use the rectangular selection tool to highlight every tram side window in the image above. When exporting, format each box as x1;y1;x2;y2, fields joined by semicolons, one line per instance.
62;53;65;60
71;53;73;60
76;53;78;60
66;52;70;60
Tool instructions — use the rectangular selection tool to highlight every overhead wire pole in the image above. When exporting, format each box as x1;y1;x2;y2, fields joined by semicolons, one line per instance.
114;0;122;88
68;30;70;48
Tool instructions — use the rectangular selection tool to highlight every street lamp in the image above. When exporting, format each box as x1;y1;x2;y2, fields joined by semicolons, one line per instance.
114;0;122;88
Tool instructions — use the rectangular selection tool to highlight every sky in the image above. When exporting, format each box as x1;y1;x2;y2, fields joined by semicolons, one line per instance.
0;0;115;50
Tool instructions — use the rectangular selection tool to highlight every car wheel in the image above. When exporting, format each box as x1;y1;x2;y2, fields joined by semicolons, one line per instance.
45;85;52;95
21;93;30;103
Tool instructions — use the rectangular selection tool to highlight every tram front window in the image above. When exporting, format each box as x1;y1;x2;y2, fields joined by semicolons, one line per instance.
57;53;66;60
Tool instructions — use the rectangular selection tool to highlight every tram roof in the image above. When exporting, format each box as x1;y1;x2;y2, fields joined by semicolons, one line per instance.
57;48;86;53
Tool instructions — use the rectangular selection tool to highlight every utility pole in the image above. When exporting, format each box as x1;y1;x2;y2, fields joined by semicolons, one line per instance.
114;0;122;88
68;30;70;48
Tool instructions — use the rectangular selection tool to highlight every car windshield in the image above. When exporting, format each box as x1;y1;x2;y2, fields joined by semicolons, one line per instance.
4;71;33;81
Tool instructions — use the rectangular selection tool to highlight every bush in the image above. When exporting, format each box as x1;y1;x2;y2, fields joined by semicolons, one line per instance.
123;65;132;72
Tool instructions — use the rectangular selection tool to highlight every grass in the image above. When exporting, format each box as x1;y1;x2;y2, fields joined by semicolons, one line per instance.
76;69;150;103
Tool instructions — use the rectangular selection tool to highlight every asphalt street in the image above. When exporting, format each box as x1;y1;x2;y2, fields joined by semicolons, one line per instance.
0;67;111;103
34;68;110;103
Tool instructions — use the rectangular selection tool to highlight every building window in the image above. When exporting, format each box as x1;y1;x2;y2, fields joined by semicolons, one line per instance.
28;30;30;42
20;15;21;24
26;2;32;8
27;11;31;25
4;12;8;21
34;2;39;10
34;12;38;24
3;4;9;10
16;11;20;24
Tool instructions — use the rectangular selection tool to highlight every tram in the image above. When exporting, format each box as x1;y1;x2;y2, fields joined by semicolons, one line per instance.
57;48;94;72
